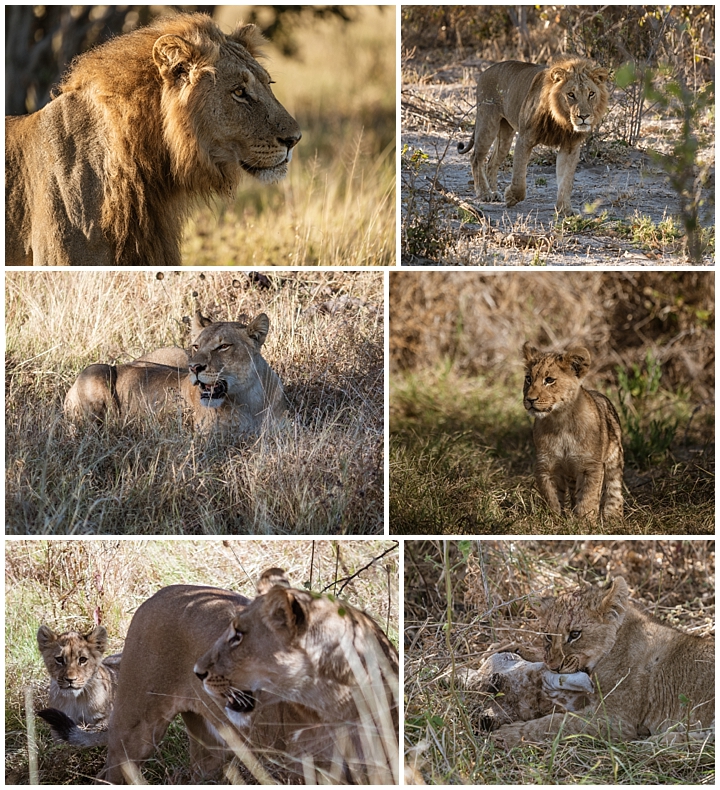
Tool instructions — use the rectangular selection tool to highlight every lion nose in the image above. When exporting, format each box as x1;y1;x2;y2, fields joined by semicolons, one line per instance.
280;132;301;150
189;363;206;376
195;670;208;681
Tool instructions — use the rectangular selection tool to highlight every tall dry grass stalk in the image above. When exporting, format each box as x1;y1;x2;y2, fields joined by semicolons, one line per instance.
6;271;384;535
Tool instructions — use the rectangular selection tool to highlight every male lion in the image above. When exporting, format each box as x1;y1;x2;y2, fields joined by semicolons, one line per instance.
64;311;287;435
458;58;609;215
6;13;301;265
36;625;121;747
494;578;715;747
101;571;399;783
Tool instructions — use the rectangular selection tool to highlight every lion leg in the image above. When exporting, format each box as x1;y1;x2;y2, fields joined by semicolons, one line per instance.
572;463;603;519
104;717;171;784
505;137;533;207
534;462;563;515
467;109;503;201
555;143;582;215
495;709;637;748
181;711;227;780
64;364;118;421
486;119;515;198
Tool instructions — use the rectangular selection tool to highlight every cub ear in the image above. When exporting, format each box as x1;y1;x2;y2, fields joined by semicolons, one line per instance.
246;314;270;347
256;567;290;596
563;346;591;378
37;625;57;650
84;625;108;654
522;341;539;364
152;34;205;84
231;23;266;59
264;587;309;637
598;577;628;624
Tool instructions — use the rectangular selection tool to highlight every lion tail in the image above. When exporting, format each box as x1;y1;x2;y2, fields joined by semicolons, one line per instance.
457;137;475;155
37;708;108;748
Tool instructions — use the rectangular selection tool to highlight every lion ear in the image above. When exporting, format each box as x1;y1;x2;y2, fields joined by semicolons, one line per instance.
562;346;591;378
37;625;58;650
153;34;204;83
549;65;568;83
591;67;610;84
231;23;266;59
522;341;539;364
246;313;270;347
84;625;108;654
265;587;308;636
190;311;214;341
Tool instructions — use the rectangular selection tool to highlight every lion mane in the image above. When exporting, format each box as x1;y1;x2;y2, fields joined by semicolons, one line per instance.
6;13;301;266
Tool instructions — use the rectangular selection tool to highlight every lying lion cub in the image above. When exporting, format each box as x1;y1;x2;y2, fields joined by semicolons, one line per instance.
494;577;715;747
101;569;398;783
64;311;286;434
36;625;121;746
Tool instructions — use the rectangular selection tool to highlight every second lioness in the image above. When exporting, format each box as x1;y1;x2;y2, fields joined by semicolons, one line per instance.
522;342;623;520
64;312;286;434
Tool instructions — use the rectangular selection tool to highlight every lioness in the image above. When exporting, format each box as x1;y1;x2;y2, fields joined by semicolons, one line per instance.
458;58;609;215
102;573;399;783
64;312;287;435
494;577;715;747
522;342;624;520
6;13;301;265
36;625;121;747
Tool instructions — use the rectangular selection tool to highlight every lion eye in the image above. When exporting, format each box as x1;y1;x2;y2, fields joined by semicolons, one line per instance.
228;629;244;648
191;344;199;352
567;92;575;99
544;634;552;646
544;376;555;385
78;656;88;665
55;656;64;665
568;630;582;643
588;91;595;98
232;87;248;101
217;344;231;352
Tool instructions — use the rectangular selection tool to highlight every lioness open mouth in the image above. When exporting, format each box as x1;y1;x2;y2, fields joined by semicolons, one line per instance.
226;688;256;714
198;379;228;404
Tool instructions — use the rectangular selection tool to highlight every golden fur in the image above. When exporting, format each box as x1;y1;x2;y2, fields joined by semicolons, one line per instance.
103;572;399;783
494;578;715;746
64;311;286;435
6;13;301;266
522;342;623;520
458;58;609;215
36;625;121;747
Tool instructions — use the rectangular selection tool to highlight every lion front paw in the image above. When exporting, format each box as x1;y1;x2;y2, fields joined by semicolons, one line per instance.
504;186;525;207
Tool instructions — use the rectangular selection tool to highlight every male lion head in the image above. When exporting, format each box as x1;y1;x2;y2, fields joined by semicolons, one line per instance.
193;583;399;728
545;58;610;135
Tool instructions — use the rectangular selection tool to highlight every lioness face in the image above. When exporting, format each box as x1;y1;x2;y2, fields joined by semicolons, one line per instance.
193;587;317;727
37;625;108;692
188;313;270;408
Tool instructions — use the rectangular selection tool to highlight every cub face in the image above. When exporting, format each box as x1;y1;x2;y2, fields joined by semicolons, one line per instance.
188;313;270;409
535;578;628;674
522;342;591;418
37;625;108;691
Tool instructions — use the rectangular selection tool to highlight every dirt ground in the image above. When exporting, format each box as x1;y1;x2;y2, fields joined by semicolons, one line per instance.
401;58;715;266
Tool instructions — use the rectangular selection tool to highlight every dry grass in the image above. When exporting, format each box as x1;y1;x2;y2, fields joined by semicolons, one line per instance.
405;539;715;785
5;538;399;785
183;7;396;266
390;271;714;535
6;271;384;535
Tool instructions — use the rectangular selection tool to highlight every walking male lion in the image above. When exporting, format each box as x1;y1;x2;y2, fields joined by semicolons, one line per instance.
6;13;301;265
458;58;609;215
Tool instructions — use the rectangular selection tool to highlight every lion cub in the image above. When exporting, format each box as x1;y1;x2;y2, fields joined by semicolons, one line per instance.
522;342;623;520
36;625;121;747
494;577;715;746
